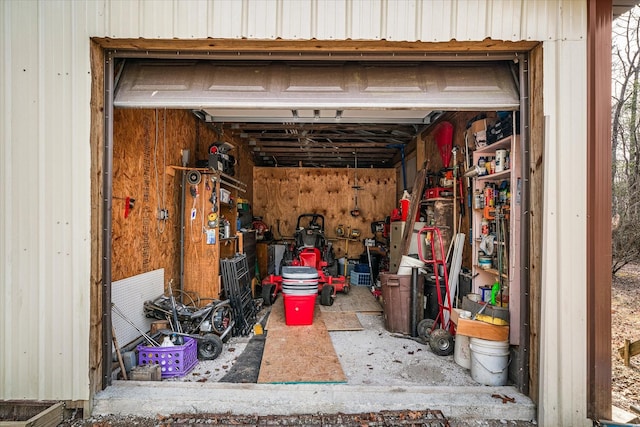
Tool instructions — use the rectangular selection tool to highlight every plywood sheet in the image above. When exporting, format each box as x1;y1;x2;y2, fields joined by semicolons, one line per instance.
322;311;363;331
252;167;395;260
319;285;382;314
258;300;346;384
263;296;289;331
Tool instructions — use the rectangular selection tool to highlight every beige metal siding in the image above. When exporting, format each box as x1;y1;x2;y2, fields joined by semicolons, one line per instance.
1;2;590;423
97;0;587;42
0;0;93;401
539;39;590;427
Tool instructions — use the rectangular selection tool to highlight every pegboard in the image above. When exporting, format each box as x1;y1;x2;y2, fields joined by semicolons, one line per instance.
112;269;165;348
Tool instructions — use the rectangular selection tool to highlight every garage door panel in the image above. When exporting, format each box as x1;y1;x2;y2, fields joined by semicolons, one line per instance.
114;60;519;114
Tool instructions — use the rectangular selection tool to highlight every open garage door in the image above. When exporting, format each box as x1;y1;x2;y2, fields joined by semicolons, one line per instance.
113;59;520;168
114;60;519;122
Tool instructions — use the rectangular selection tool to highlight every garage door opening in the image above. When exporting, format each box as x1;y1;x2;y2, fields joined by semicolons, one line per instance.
99;52;532;416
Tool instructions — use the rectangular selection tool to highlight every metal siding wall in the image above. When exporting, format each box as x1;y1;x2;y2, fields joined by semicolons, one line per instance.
0;0;91;401
539;40;589;426
95;0;587;42
315;0;348;40
0;0;590;416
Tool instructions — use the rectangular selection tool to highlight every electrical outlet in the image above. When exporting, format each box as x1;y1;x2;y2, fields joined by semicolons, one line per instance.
157;208;169;221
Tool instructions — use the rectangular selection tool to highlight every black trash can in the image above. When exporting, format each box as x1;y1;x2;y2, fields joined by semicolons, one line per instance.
424;276;447;321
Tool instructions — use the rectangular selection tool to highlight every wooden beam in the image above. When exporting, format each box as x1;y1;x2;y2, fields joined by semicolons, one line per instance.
93;38;539;54
399;168;427;256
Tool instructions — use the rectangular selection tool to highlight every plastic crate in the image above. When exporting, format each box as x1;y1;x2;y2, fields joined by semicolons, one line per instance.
350;271;372;286
137;336;198;378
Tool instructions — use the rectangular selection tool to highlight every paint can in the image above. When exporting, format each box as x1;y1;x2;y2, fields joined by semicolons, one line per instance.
495;149;507;172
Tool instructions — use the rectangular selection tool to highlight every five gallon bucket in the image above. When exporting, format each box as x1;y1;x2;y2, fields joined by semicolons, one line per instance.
454;335;471;370
469;338;510;386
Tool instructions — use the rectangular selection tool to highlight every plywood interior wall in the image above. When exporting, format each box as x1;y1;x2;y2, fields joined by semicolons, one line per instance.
253;168;396;260
111;109;253;300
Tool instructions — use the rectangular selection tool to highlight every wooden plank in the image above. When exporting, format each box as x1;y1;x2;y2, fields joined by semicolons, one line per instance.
399;168;427;256
89;39;106;401
455;318;509;342
93;38;539;54
0;401;64;427
321;312;363;331
319;285;382;313
258;299;346;384
528;43;544;402
618;339;640;366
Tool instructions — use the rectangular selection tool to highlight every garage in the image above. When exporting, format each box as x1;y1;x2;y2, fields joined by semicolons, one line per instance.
3;1;624;425
102;52;531;401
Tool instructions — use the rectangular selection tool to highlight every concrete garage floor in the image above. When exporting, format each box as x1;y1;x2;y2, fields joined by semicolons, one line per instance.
92;287;536;425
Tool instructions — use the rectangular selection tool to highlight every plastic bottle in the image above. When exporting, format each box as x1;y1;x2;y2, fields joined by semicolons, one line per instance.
478;157;486;176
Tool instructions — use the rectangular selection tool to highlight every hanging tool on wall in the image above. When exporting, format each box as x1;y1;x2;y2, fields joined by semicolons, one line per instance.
351;150;362;217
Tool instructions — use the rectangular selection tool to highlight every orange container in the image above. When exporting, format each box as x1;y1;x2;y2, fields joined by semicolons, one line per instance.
283;294;316;326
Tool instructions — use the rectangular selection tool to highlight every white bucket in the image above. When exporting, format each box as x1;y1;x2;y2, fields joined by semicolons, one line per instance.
397;255;425;275
469;338;510;386
454;334;471;369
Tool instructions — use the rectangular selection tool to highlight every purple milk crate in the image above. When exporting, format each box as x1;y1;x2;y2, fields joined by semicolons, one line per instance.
137;336;198;378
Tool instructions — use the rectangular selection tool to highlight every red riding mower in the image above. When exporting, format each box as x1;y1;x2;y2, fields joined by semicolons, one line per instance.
261;214;350;306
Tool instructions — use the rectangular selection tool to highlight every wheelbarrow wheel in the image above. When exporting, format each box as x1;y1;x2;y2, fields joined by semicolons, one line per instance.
429;328;454;356
261;284;278;306
417;318;436;339
342;284;351;295
320;285;334;306
197;333;223;360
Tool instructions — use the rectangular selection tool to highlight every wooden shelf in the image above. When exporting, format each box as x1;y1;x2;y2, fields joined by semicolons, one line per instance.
476;170;510;181
475;266;508;279
474;135;512;154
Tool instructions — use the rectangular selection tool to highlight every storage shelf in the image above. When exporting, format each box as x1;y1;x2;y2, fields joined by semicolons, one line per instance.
476;170;510;181
474;135;512;154
475;266;508;279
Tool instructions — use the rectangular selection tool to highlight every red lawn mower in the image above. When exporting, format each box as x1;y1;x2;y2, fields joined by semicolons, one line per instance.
261;214;350;306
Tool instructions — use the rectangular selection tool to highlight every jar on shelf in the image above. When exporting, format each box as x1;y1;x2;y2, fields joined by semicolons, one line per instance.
481;218;489;235
473;190;484;209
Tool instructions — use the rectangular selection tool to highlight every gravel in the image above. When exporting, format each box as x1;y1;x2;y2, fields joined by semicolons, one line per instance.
611;263;640;415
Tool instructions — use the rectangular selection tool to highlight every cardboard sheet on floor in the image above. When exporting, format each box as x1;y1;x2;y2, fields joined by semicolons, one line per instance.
258;299;346;384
